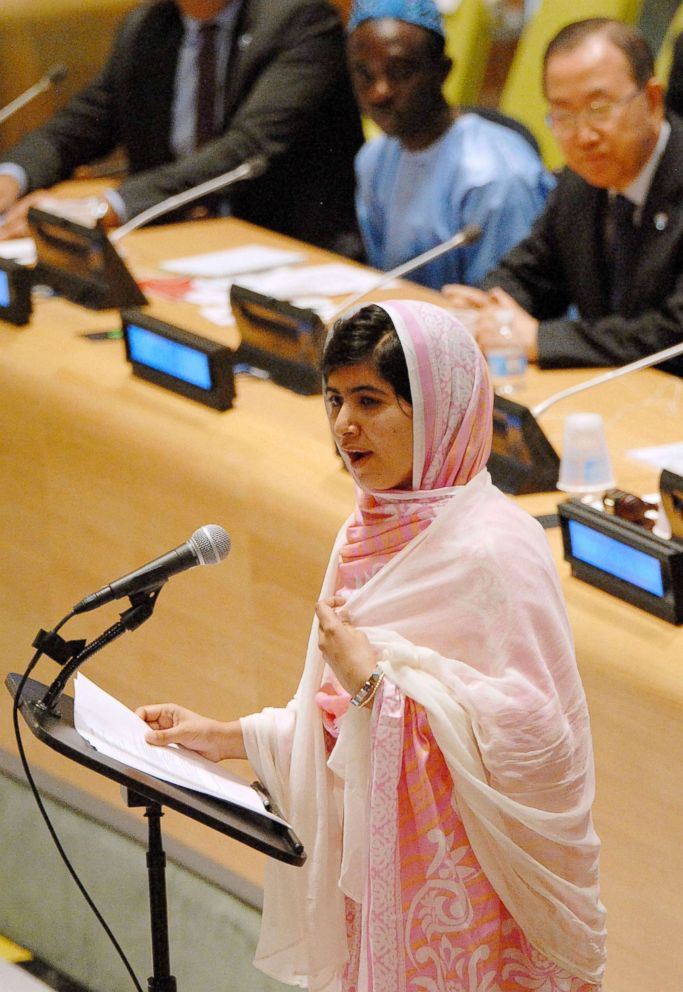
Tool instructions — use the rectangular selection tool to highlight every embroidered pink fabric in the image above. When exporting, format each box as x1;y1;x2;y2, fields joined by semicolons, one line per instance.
320;680;595;992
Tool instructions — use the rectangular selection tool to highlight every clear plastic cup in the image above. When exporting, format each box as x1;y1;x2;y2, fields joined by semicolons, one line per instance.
557;413;615;494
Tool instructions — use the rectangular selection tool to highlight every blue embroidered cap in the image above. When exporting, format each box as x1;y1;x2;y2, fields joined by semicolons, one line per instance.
347;0;445;37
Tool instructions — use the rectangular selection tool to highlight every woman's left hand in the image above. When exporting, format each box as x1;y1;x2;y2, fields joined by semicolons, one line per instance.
315;596;377;696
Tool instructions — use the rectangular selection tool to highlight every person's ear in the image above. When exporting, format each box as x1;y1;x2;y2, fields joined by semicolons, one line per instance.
439;54;452;85
644;75;665;119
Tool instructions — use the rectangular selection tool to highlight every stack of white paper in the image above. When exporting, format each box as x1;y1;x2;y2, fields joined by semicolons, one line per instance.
0;238;36;266
236;262;386;299
627;442;683;471
74;674;284;823
159;244;305;278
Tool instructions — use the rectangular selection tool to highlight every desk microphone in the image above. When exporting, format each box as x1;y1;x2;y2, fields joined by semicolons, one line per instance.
531;340;683;417
0;64;68;126
487;339;683;496
324;224;483;326
73;524;231;614
110;155;268;243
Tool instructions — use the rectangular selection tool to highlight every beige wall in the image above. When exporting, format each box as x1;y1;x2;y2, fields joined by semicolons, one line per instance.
0;1;139;147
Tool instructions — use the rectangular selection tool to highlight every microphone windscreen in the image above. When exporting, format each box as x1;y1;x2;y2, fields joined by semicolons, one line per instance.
245;155;268;179
47;64;68;86
190;524;231;565
462;224;483;246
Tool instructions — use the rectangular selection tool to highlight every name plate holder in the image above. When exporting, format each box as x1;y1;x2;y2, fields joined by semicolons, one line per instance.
487;395;560;494
229;284;326;396
558;499;683;624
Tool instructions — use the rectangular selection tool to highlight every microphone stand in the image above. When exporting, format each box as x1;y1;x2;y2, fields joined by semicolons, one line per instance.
532;340;683;417
323;224;482;326
34;588;161;717
110;157;266;244
0;65;68;126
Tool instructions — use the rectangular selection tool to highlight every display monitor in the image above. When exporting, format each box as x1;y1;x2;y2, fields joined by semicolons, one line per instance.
559;498;683;624
121;309;234;411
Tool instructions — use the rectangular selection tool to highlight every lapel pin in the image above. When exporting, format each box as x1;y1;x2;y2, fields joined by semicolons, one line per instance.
654;212;668;231
238;32;253;49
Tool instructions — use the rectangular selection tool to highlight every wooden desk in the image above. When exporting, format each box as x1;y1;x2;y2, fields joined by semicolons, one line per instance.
1;217;682;991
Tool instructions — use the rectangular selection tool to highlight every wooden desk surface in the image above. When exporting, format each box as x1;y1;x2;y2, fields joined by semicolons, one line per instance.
1;215;682;991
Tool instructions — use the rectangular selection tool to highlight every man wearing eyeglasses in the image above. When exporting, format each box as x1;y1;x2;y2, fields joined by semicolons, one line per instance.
443;18;683;376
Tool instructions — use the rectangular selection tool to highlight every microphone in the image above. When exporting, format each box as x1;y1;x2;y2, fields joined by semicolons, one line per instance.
0;64;68;126
110;156;268;243
531;340;683;417
73;524;231;614
486;339;683;495
324;224;482;326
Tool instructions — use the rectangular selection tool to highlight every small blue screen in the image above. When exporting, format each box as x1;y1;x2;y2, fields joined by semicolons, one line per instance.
0;270;10;308
568;518;664;598
127;324;212;391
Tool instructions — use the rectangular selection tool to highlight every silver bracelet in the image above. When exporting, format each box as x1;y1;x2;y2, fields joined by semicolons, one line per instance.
350;669;384;708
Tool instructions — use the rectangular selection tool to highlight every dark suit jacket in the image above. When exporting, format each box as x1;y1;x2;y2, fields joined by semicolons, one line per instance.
481;116;683;376
665;31;683;120
3;0;363;252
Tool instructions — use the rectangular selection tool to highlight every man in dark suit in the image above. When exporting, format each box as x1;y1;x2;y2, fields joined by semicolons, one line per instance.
443;18;683;376
0;0;363;253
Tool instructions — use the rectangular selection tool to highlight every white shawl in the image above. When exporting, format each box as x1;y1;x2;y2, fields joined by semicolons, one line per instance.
242;471;606;990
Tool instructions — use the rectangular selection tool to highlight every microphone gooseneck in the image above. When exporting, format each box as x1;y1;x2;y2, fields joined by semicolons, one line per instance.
110;156;268;243
531;340;683;418
0;64;69;126
324;224;483;327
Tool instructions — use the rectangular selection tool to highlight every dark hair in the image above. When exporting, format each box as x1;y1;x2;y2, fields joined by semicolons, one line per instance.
321;304;412;404
419;26;446;63
543;18;654;90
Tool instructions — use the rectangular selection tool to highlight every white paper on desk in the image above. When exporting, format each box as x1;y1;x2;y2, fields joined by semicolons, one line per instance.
159;244;305;278
186;280;340;327
0;238;36;265
237;262;388;299
627;442;683;472
73;674;284;823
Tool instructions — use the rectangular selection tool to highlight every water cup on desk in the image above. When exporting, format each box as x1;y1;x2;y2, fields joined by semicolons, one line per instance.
557;413;615;496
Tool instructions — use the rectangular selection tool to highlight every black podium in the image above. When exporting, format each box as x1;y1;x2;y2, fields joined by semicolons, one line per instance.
7;673;305;991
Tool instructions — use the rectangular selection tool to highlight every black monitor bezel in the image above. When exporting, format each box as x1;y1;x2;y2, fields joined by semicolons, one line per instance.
0;256;32;326
558;498;683;624
121;308;234;411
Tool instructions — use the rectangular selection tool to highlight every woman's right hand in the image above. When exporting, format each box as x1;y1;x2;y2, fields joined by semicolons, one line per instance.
135;703;246;762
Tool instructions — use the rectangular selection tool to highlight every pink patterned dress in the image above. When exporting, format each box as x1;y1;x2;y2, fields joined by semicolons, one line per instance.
319;680;599;992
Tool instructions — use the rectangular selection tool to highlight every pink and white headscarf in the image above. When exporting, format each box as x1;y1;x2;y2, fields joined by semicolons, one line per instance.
336;300;493;593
